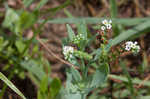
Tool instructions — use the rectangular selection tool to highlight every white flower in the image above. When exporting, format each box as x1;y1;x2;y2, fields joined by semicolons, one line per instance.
134;41;137;45
101;26;106;31
125;45;131;51
102;19;112;30
106;24;112;29
125;41;133;47
131;43;136;49
135;45;140;53
63;46;74;60
102;19;108;25
125;41;140;53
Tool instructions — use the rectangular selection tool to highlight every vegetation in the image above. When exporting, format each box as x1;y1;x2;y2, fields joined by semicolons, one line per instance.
0;0;150;99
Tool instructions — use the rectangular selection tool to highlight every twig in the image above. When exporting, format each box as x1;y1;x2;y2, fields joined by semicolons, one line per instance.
36;37;79;69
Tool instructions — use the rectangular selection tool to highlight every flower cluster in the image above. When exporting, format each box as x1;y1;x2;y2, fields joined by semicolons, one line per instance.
63;46;74;60
73;34;85;44
125;41;140;53
101;19;112;31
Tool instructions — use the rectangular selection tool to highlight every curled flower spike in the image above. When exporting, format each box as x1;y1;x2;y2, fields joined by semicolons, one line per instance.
63;46;74;60
101;19;112;30
125;41;140;54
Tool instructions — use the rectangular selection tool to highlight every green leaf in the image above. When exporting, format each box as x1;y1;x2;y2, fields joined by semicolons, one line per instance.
2;8;19;32
66;24;75;41
70;67;81;83
109;74;150;87
62;37;70;46
50;78;61;99
40;76;48;93
36;0;48;10
42;17;150;26
91;63;109;87
37;90;43;99
74;51;92;60
15;41;26;53
110;0;118;18
20;60;50;82
23;0;34;8
17;11;38;32
110;0;120;36
77;22;87;39
0;72;26;99
64;9;74;18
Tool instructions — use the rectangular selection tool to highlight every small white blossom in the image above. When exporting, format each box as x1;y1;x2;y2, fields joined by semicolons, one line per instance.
101;19;112;30
102;19;108;25
106;24;112;29
73;33;85;44
101;26;106;31
131;43;136;49
136;46;140;52
63;46;74;60
125;46;131;51
134;41;137;45
125;41;140;54
126;41;133;47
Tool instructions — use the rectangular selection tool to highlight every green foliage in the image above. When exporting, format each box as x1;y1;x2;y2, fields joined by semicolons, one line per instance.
21;59;48;81
15;41;26;53
1;0;150;99
109;74;150;87
62;23;111;98
74;51;92;60
49;78;61;99
0;72;26;99
17;10;38;32
45;17;149;26
23;0;34;8
0;1;66;98
110;0;118;18
91;63;109;88
66;24;75;42
2;8;19;33
36;0;48;10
